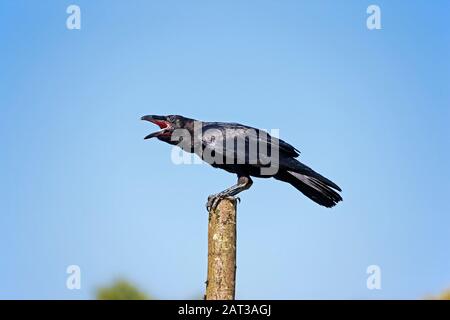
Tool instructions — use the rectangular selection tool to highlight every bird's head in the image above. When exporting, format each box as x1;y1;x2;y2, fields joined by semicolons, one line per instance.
141;114;195;142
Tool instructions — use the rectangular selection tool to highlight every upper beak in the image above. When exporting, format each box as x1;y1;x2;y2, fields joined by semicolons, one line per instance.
141;115;166;122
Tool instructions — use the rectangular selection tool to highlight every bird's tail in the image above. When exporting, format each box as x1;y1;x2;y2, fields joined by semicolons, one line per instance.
275;170;343;208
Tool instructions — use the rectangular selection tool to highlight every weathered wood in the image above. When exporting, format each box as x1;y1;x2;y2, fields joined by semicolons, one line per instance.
205;198;237;300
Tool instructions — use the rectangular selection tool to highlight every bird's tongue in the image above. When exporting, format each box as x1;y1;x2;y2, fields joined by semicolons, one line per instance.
152;120;169;129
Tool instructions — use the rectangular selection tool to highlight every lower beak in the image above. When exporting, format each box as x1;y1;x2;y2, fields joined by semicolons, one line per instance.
144;132;160;140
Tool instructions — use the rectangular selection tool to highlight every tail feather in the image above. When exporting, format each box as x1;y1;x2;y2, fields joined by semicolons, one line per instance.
275;170;343;208
281;158;342;191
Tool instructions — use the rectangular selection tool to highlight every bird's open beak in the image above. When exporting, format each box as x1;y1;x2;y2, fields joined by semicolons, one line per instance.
141;115;172;139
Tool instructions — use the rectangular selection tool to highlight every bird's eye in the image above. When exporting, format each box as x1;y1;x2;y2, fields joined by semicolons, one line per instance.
168;115;176;122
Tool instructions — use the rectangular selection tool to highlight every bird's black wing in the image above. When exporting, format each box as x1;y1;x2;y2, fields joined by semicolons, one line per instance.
202;122;300;159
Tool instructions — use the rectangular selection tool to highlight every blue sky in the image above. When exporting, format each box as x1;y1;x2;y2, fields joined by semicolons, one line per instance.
0;1;449;299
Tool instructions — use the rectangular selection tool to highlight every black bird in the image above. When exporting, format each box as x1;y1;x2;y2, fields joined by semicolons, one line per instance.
142;114;342;210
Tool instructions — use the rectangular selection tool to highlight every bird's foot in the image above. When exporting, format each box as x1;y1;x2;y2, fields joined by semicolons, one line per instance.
206;194;240;212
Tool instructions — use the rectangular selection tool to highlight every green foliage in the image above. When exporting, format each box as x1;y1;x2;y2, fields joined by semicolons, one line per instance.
96;279;152;300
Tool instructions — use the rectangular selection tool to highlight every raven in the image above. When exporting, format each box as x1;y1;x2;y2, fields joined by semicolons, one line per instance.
142;114;342;210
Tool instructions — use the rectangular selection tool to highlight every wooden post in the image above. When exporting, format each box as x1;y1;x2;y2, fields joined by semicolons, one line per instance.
205;198;237;300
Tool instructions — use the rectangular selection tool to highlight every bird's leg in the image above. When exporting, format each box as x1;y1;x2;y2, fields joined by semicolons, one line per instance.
206;175;253;212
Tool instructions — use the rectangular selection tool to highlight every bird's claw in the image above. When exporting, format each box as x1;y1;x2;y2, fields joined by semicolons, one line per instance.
206;194;221;212
206;194;239;212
